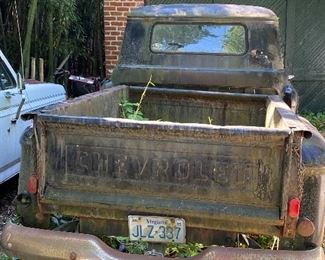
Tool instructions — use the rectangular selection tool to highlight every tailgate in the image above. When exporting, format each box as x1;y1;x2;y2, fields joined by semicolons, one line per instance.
35;114;294;237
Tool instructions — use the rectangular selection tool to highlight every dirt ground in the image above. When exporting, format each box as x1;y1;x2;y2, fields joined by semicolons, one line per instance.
0;177;18;257
0;177;18;232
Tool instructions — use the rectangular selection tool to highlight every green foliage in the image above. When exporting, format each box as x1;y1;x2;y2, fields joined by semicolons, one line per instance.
101;236;149;255
165;242;205;258
301;112;325;131
119;100;147;120
0;254;18;260
119;76;155;120
0;0;104;78
253;235;275;249
101;237;205;257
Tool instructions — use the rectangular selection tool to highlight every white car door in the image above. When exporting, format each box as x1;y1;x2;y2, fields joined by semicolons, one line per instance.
0;60;29;183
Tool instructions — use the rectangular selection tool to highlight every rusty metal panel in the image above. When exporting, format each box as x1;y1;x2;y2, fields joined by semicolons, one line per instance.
30;87;296;238
129;87;267;126
42;122;287;236
17;84;322;244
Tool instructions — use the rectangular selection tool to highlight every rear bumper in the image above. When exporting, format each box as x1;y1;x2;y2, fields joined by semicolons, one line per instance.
1;223;324;260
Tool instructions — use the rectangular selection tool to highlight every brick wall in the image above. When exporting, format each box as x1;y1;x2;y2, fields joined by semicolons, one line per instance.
103;0;144;77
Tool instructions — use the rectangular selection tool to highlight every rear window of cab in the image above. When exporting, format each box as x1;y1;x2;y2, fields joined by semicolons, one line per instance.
151;23;247;55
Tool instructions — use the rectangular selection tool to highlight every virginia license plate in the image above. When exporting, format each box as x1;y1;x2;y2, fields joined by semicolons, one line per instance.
128;215;186;243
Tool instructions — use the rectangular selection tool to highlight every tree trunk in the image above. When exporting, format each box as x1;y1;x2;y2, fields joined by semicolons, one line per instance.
23;0;38;79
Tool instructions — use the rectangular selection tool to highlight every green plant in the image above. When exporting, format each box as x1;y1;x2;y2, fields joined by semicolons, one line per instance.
301;112;325;131
101;236;149;255
164;242;205;258
119;100;147;120
253;235;276;249
119;75;155;120
0;253;18;260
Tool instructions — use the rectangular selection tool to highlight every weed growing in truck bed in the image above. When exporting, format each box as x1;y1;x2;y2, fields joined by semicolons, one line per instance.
119;100;147;120
119;76;155;120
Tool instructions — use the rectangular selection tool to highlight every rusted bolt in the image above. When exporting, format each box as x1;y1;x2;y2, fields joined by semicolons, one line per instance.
297;218;315;237
70;252;77;260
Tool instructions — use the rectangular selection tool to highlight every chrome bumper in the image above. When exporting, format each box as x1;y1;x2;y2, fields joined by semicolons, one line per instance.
1;223;324;260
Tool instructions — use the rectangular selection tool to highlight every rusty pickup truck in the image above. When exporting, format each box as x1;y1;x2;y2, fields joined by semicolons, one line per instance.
1;4;325;259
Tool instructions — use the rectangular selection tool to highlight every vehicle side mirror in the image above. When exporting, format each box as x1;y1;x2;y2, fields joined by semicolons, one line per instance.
17;72;25;92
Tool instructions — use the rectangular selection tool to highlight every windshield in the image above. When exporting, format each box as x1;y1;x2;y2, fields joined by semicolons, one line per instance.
151;24;247;55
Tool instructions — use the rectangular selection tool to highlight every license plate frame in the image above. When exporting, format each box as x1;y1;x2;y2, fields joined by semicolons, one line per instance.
128;215;186;244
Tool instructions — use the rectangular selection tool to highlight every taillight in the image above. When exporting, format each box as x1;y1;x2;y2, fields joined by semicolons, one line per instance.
297;218;315;237
288;197;300;218
27;175;38;194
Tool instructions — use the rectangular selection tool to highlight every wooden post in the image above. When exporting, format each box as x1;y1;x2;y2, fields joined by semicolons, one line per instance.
31;57;36;80
23;0;38;79
39;58;44;82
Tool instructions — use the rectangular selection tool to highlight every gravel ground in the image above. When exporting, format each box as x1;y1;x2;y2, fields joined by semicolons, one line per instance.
0;177;18;258
0;177;18;232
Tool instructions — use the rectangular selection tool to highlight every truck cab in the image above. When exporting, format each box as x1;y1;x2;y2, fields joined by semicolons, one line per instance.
0;50;66;183
113;4;285;94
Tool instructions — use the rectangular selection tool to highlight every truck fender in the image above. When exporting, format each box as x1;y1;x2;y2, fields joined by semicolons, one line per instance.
298;116;325;247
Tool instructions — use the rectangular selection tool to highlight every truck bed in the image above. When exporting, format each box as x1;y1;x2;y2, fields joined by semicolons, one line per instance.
22;85;309;241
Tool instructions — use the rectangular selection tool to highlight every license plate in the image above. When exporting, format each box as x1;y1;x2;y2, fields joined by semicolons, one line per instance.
128;215;186;243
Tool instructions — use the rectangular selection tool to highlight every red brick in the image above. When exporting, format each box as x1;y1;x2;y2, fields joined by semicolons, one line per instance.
104;6;116;11
112;50;120;55
107;11;120;16
111;21;124;26
116;7;130;12
110;2;123;7
110;31;121;36
106;55;118;59
103;16;117;21
104;26;117;31
104;0;144;76
106;36;117;41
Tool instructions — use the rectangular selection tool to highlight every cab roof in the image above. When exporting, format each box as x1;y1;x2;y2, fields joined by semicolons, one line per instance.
130;4;278;21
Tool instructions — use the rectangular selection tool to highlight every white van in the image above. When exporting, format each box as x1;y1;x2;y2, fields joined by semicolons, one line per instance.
0;50;66;183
